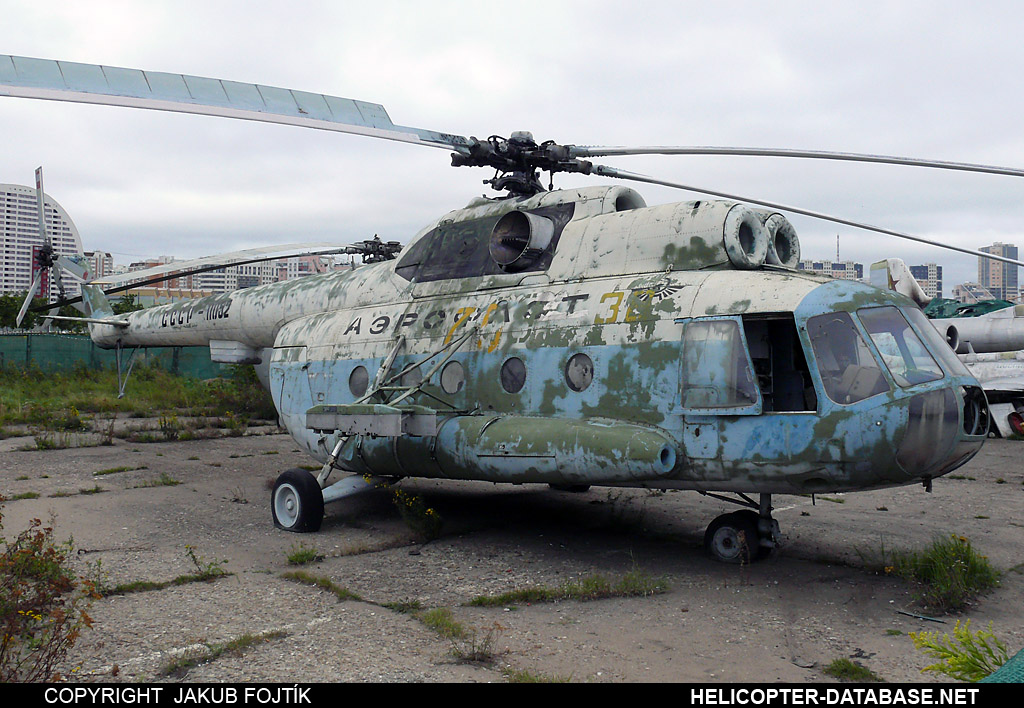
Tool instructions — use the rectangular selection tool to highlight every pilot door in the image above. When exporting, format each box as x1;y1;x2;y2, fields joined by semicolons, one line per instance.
677;316;762;477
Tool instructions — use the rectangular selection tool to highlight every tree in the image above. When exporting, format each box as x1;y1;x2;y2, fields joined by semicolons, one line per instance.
0;292;48;330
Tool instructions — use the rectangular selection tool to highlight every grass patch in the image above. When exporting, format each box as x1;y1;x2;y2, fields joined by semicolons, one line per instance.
418;607;467;639
132;472;181;488
824;658;883;682
0;363;276;429
101;546;229;597
467;570;669;607
502;666;572;683
78;485;105;495
279;571;362;602
861;535;1000;613
161;630;288;678
10;491;40;500
93;465;147;476
415;608;502;664
286;543;323;566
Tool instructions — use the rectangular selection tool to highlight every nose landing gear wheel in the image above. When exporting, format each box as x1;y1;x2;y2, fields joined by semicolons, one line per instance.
704;511;759;564
272;468;324;533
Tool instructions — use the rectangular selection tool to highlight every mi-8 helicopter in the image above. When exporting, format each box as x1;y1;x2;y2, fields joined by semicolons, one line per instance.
5;54;1024;563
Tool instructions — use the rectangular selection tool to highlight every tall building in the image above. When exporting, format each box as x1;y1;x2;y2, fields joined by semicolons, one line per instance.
84;251;114;281
909;263;943;299
797;260;864;280
1;183;84;300
978;243;1019;302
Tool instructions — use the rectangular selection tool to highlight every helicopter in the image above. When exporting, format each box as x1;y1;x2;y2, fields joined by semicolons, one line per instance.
5;54;1024;563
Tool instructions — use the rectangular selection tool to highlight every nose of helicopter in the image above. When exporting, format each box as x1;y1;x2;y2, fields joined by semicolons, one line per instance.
894;383;987;486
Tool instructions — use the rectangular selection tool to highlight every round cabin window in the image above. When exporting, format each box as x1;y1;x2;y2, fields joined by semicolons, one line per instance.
500;357;527;394
440;361;466;394
565;353;594;392
348;365;368;397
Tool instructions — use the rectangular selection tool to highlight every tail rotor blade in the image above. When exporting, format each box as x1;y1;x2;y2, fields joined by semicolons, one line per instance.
16;271;42;327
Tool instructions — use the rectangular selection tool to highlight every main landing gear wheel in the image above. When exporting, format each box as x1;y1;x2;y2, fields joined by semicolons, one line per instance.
704;511;761;564
272;468;324;533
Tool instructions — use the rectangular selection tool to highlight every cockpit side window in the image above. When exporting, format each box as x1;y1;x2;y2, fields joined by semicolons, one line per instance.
394;203;575;283
806;312;890;405
858;306;944;387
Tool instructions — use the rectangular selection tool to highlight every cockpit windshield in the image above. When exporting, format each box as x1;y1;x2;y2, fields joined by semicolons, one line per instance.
806;312;890;405
858;306;944;387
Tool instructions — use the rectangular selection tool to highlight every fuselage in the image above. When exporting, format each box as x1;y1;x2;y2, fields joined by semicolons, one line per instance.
90;187;987;494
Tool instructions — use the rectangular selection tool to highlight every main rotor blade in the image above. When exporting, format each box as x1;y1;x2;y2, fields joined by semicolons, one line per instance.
0;55;471;153
592;164;1024;269
573;145;1024;180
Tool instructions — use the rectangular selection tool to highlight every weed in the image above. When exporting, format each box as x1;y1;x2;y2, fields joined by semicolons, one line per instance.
133;472;181;488
279;571;361;602
0;506;97;681
467;570;669;607
161;630;288;677
286;543;323;566
820;496;846;504
885;629;903;636
911;620;1008;682
381;599;424;614
158;415;180;441
78;485;105;495
824;658;883;682
415;608;502;663
863;535;1000;613
103;546;231;597
391;488;442;540
15;475;29;481
184;545;229;581
448;622;503;664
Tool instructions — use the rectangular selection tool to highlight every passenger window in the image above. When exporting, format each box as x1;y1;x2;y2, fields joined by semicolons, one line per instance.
681;319;759;409
806;312;890;405
858;307;943;387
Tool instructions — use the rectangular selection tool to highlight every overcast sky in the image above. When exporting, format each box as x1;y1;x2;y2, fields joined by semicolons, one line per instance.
3;0;1024;291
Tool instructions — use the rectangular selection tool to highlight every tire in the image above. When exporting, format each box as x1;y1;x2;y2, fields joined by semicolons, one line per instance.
272;468;324;533
704;511;759;564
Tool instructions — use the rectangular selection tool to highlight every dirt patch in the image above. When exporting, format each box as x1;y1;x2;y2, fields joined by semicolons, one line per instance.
2;434;1022;683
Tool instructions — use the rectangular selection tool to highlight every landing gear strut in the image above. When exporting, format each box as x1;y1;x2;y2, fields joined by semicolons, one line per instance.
703;493;779;564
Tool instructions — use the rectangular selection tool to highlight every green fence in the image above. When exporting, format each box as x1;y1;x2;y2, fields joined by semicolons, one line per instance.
0;333;228;379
